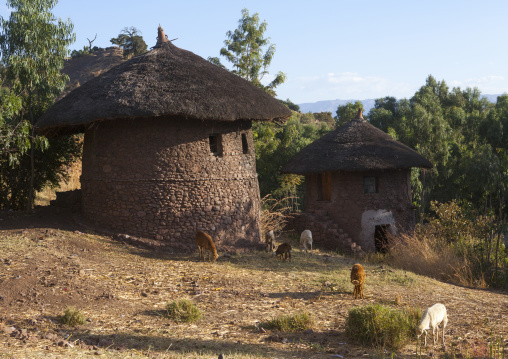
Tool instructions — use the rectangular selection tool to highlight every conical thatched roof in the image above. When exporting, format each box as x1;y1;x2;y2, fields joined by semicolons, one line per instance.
37;27;292;136
281;109;432;174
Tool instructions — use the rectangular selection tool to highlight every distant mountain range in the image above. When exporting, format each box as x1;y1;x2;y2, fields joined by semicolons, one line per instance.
298;99;376;115
298;94;502;115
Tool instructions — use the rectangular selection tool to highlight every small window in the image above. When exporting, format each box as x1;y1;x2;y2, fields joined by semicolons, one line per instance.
209;134;222;156
241;133;249;154
364;176;378;194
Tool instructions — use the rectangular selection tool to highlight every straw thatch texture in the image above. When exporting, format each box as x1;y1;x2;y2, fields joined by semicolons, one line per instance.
37;41;291;136
281;115;432;174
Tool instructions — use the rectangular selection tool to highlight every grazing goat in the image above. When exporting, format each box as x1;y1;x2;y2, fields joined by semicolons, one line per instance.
265;230;275;252
350;263;365;299
274;243;292;262
416;303;448;346
300;229;313;254
195;231;218;262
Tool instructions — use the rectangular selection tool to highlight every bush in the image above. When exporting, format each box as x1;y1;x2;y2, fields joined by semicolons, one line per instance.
60;307;86;327
165;299;201;323
388;233;467;283
259;194;293;235
387;200;508;289
261;312;313;332
345;304;421;350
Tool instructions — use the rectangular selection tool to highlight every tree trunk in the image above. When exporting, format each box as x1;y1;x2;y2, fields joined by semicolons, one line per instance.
26;94;35;212
419;170;427;224
27;130;35;212
494;193;504;281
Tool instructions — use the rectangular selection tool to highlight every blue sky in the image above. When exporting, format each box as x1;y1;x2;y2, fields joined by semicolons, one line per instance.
2;0;508;104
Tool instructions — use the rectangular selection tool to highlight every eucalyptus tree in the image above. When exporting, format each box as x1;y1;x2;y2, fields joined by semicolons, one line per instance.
0;0;77;210
208;8;286;96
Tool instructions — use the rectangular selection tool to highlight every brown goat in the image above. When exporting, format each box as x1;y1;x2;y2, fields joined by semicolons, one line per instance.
195;231;218;262
274;243;292;262
350;263;365;299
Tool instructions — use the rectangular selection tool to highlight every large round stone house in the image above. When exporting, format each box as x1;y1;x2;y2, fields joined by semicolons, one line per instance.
37;27;291;250
282;109;432;253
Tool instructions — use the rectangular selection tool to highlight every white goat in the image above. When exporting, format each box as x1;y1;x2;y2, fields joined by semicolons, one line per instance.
300;229;313;254
416;303;448;346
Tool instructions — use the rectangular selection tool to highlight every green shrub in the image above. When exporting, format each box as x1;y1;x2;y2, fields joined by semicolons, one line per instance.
261;312;313;332
60;307;86;327
345;304;421;350
165;299;201;323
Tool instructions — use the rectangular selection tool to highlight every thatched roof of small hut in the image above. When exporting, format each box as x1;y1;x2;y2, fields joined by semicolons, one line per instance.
37;26;292;136
281;109;432;174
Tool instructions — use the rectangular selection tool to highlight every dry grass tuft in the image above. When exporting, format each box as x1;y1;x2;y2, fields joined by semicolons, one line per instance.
388;233;489;288
165;299;202;323
345;304;422;351
261;312;314;332
60;307;86;327
388;233;463;282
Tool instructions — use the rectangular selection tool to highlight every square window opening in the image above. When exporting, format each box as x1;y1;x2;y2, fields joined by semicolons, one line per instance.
364;176;378;194
209;134;223;156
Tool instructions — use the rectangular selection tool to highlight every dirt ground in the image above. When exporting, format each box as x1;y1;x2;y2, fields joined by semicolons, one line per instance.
0;206;507;359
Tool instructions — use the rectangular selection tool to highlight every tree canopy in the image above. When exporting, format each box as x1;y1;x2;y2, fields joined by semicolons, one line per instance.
0;0;81;210
208;8;286;96
367;75;507;221
110;26;147;58
335;100;364;126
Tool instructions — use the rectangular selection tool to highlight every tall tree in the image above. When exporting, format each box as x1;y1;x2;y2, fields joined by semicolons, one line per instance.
208;8;286;96
110;26;147;58
0;0;78;211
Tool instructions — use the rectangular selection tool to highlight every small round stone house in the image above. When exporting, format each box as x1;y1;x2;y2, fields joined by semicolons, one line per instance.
281;109;432;252
37;27;291;250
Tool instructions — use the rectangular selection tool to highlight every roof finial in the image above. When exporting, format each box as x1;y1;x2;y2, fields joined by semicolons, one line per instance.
156;25;170;47
355;108;364;120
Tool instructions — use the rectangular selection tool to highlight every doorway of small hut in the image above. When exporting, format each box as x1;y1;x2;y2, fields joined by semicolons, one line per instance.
375;224;391;253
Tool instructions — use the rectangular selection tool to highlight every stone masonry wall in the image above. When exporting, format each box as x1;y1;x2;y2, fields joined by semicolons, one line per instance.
81;117;262;250
304;170;415;251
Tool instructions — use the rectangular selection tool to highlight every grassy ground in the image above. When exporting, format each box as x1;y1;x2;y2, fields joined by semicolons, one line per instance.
0;209;507;358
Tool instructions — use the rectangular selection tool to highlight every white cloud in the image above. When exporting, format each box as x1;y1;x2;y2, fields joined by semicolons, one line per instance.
326;72;370;84
451;75;505;89
279;72;414;103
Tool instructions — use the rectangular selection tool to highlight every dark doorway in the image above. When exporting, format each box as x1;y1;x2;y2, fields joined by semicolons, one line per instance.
375;224;391;253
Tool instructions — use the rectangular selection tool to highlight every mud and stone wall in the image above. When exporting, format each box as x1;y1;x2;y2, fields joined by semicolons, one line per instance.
81;117;262;250
304;170;414;251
